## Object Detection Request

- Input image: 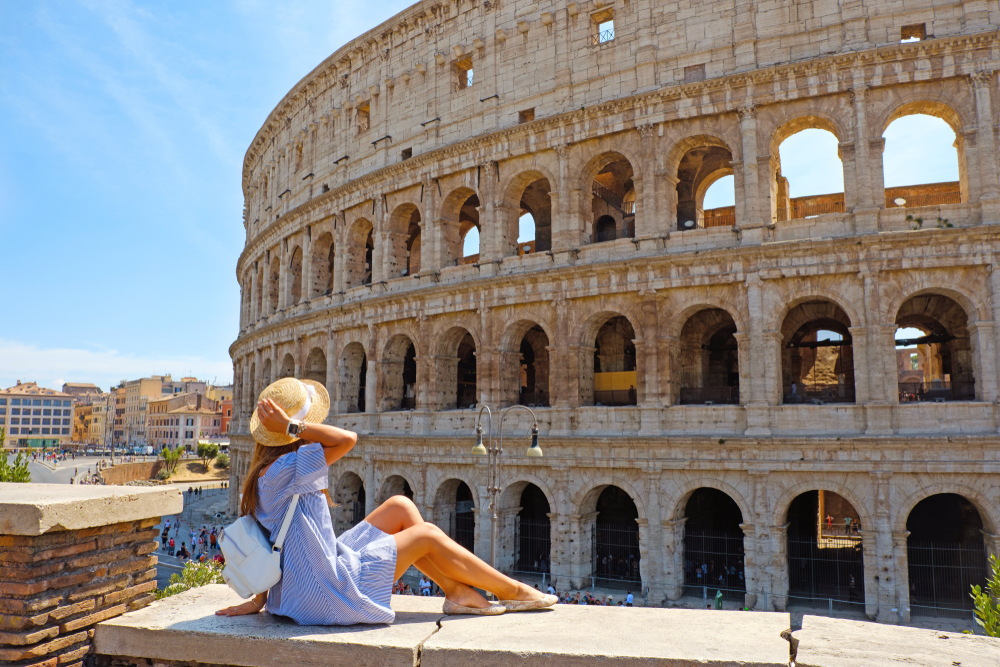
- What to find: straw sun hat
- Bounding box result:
[250,377,330,447]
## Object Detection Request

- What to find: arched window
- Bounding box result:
[507,174,551,255]
[334,472,365,534]
[304,348,327,388]
[498,482,551,576]
[345,219,374,289]
[702,175,736,228]
[683,488,745,599]
[883,111,962,209]
[287,246,303,305]
[592,316,637,406]
[435,479,476,554]
[781,301,855,404]
[310,232,335,298]
[381,335,417,412]
[774,127,844,221]
[590,155,635,241]
[675,142,733,230]
[895,294,976,401]
[592,486,641,587]
[279,353,295,380]
[677,309,740,405]
[339,343,366,413]
[267,256,280,314]
[387,204,421,279]
[787,491,865,610]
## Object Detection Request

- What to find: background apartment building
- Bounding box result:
[146,392,221,451]
[0,382,75,448]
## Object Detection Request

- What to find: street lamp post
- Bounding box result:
[471,405,542,572]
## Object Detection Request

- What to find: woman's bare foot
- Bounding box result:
[510,583,545,602]
[444,583,491,609]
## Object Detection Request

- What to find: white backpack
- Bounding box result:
[218,495,299,599]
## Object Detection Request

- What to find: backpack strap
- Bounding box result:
[271,494,300,553]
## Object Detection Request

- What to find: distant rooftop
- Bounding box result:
[1,381,72,398]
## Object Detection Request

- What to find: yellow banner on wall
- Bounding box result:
[593,371,638,391]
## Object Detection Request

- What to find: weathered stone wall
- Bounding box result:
[0,485,181,667]
[228,0,1000,626]
[99,461,164,486]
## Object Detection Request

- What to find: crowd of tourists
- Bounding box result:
[392,575,637,607]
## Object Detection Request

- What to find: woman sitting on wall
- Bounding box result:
[216,378,555,624]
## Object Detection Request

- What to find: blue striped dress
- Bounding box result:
[256,443,397,625]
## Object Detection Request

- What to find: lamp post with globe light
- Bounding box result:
[471,405,542,571]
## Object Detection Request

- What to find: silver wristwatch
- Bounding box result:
[286,419,303,437]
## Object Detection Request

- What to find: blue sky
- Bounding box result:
[0,2,959,392]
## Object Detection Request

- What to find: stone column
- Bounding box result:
[848,325,871,404]
[739,522,759,610]
[892,531,911,624]
[849,83,881,233]
[990,264,1000,418]
[277,242,288,312]
[869,471,895,622]
[735,106,767,245]
[553,145,585,253]
[744,277,778,435]
[0,486,182,666]
[967,321,997,402]
[326,333,338,413]
[768,522,790,611]
[661,518,686,600]
[733,332,751,406]
[633,125,655,239]
[363,456,376,516]
[563,511,599,590]
[970,71,1000,221]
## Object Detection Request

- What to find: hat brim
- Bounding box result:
[250,379,331,447]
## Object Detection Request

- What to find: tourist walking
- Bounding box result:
[216,378,555,625]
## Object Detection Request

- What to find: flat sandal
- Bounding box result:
[442,599,507,615]
[499,594,558,612]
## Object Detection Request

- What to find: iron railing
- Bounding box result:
[593,27,615,45]
[784,383,856,404]
[787,536,865,606]
[593,390,638,407]
[455,512,475,553]
[885,190,962,209]
[683,529,746,601]
[678,386,739,405]
[908,540,988,616]
[592,521,641,588]
[350,500,365,528]
[898,381,976,402]
[511,517,552,576]
[702,209,736,228]
[517,391,550,407]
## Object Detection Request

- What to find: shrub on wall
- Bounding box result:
[971,554,1000,637]
[0,429,31,483]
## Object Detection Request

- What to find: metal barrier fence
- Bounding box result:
[784,383,856,404]
[350,500,365,528]
[510,518,552,576]
[908,540,987,616]
[592,522,641,588]
[786,595,867,616]
[787,536,865,606]
[897,381,975,402]
[678,386,740,405]
[683,529,746,601]
[593,390,637,407]
[455,512,475,553]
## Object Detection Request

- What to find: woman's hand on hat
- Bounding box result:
[257,399,290,434]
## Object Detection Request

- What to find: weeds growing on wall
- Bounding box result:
[156,560,225,599]
[0,429,32,483]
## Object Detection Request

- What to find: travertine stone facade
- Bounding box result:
[229,0,1000,622]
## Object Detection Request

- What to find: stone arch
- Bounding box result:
[579,482,644,587]
[439,186,480,265]
[779,299,856,404]
[500,319,554,408]
[893,483,997,536]
[496,478,555,575]
[667,135,736,231]
[433,326,479,410]
[386,203,422,278]
[310,232,335,298]
[304,347,327,388]
[575,478,647,520]
[581,150,637,243]
[772,290,863,334]
[379,333,418,412]
[345,218,374,289]
[501,168,556,254]
[674,306,741,405]
[261,357,273,388]
[267,254,280,314]
[338,341,367,413]
[679,486,748,598]
[333,471,366,534]
[278,352,295,379]
[433,477,480,554]
[668,479,752,525]
[248,362,257,409]
[667,299,748,341]
[893,291,979,402]
[767,113,846,222]
[877,97,969,206]
[771,480,872,532]
[287,245,303,305]
[884,283,987,327]
[578,309,643,407]
[377,473,416,504]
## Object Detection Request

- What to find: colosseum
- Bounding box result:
[228,0,1000,623]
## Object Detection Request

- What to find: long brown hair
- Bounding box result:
[240,441,302,517]
[240,440,335,517]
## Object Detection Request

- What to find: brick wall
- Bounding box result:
[0,518,161,667]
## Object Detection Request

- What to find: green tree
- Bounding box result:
[215,452,230,469]
[197,442,219,470]
[159,445,182,473]
[0,429,32,483]
[971,554,1000,637]
[156,560,225,599]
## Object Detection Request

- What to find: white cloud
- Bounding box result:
[0,339,232,392]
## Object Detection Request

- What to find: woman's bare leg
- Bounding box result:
[393,522,544,608]
[363,497,480,605]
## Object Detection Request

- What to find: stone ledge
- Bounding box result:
[95,585,792,667]
[792,615,999,667]
[0,484,183,536]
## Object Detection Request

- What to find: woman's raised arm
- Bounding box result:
[256,398,358,465]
